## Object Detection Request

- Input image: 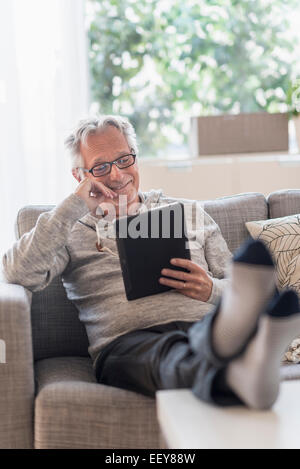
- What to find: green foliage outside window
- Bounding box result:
[86,0,299,156]
[286,78,300,116]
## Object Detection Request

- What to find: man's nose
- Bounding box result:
[109,163,123,180]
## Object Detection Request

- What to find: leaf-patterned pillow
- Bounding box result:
[246,214,300,363]
[245,214,300,296]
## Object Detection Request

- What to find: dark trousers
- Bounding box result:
[95,306,242,406]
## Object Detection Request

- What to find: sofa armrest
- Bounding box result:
[0,283,34,448]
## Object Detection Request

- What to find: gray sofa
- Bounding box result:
[1,188,300,449]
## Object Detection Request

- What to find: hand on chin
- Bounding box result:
[97,182,139,218]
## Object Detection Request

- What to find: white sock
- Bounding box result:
[212,262,276,358]
[226,300,300,409]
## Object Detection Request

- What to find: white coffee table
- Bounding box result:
[156,381,300,449]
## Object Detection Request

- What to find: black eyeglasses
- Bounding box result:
[80,152,136,177]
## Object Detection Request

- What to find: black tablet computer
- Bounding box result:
[114,202,191,301]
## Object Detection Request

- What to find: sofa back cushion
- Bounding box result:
[204,192,268,253]
[16,206,89,361]
[267,189,300,219]
[16,192,268,360]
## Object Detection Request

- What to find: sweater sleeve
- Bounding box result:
[2,193,89,292]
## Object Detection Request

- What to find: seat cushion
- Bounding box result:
[34,357,160,449]
[281,362,300,380]
[204,192,268,253]
[34,356,300,449]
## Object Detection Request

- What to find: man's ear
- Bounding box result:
[72,168,82,183]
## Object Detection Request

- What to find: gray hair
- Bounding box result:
[64,114,138,168]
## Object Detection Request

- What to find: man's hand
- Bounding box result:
[159,258,213,302]
[75,177,117,213]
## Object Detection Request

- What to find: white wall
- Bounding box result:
[139,153,300,200]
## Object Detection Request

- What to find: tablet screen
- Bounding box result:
[114,202,191,300]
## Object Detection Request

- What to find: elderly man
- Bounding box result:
[3,115,300,409]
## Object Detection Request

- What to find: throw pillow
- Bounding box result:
[246,214,300,363]
[245,214,300,294]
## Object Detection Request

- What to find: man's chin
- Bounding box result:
[111,185,138,207]
[98,184,139,217]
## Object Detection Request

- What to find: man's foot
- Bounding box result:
[212,238,276,358]
[226,289,300,409]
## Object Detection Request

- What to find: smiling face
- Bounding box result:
[75,125,140,216]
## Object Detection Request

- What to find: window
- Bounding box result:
[86,0,300,158]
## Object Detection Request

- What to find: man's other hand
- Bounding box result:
[159,258,213,302]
